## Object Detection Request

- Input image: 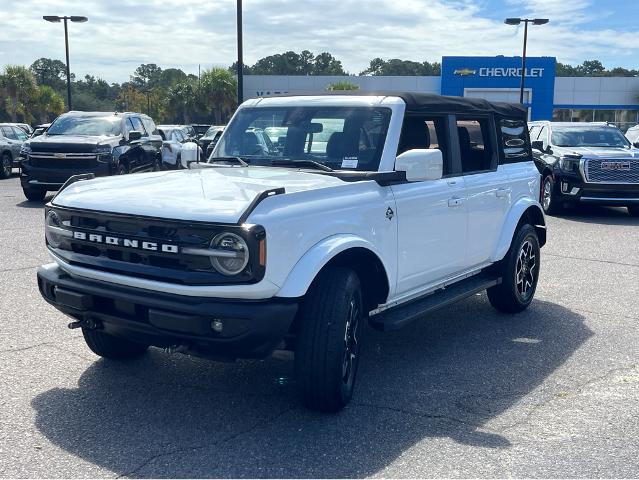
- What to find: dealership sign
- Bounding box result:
[454,67,545,78]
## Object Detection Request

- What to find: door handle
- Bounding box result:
[496,187,510,198]
[448,197,464,207]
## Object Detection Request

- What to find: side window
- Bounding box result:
[142,117,158,135]
[456,118,494,173]
[174,130,185,142]
[538,126,548,145]
[2,127,17,140]
[398,116,450,175]
[125,118,136,134]
[499,118,532,163]
[529,125,541,141]
[129,117,147,136]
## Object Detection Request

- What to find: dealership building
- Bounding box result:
[244,56,639,131]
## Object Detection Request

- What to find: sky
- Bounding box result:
[1,0,638,84]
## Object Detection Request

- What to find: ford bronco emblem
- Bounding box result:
[71,231,179,253]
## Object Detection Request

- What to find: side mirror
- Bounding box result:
[395,149,443,182]
[531,140,545,152]
[128,130,142,142]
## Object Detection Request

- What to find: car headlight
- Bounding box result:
[559,156,581,173]
[45,210,72,248]
[209,232,250,276]
[95,145,113,155]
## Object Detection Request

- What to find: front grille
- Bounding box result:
[29,152,99,169]
[48,207,264,285]
[585,159,639,184]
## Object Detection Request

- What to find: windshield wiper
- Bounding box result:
[271,159,334,172]
[208,156,249,166]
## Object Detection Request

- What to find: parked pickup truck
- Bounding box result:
[37,93,546,412]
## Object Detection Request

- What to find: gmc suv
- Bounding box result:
[530,121,639,216]
[37,93,546,411]
[20,111,162,201]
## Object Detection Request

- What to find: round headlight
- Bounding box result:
[45,210,63,248]
[209,232,249,276]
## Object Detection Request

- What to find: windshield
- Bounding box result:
[551,127,630,148]
[212,106,392,171]
[47,115,122,136]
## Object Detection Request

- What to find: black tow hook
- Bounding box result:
[68,317,101,330]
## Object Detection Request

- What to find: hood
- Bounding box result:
[30,134,118,152]
[554,146,639,159]
[52,166,347,224]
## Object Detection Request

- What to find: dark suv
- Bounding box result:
[530,121,639,216]
[20,111,162,201]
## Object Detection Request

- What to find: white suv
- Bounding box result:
[38,93,546,412]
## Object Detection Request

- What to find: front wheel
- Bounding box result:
[541,174,562,215]
[295,266,363,412]
[82,328,148,359]
[628,206,639,217]
[0,153,12,179]
[487,224,540,313]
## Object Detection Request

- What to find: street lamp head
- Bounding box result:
[43,15,62,22]
[532,18,549,25]
[70,16,88,22]
[505,18,522,25]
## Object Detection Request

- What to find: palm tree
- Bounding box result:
[200,67,237,124]
[166,80,200,124]
[0,65,38,122]
[31,85,65,123]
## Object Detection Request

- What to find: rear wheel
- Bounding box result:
[295,266,363,412]
[115,163,127,175]
[23,186,46,201]
[487,224,540,313]
[82,328,148,359]
[0,153,12,179]
[628,206,639,217]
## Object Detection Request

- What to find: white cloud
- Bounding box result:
[0,0,637,83]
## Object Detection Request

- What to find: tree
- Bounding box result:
[31,85,65,123]
[360,58,441,76]
[165,80,200,124]
[200,67,237,124]
[326,80,360,91]
[0,65,38,122]
[312,52,346,75]
[131,63,162,89]
[234,50,348,76]
[29,57,67,90]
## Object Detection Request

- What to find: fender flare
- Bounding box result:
[491,198,546,263]
[276,234,389,298]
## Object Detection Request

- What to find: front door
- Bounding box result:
[391,115,468,296]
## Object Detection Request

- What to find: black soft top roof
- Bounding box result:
[310,91,527,120]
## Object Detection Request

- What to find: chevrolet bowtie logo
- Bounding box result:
[453,68,477,76]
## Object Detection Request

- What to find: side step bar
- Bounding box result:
[369,274,501,332]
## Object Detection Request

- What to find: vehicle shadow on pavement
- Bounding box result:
[15,199,51,209]
[31,296,591,478]
[557,205,639,226]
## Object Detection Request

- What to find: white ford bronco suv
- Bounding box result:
[38,93,546,412]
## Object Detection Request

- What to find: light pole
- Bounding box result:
[43,15,88,110]
[504,17,549,104]
[236,0,243,105]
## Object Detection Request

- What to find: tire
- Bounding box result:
[487,224,540,313]
[0,153,11,179]
[541,174,562,215]
[23,187,46,201]
[295,266,363,412]
[628,206,639,217]
[82,328,148,359]
[115,163,127,175]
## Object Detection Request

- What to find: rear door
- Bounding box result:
[454,115,510,267]
[391,115,468,295]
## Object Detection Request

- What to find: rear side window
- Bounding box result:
[129,117,147,136]
[142,117,158,135]
[499,118,532,163]
[455,118,495,173]
[2,127,17,140]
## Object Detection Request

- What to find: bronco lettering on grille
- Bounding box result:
[72,231,179,253]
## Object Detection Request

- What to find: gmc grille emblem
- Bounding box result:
[601,161,631,171]
[72,231,179,253]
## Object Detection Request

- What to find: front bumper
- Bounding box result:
[553,171,639,206]
[37,264,298,359]
[20,160,112,190]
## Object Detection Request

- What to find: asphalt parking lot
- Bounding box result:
[1,171,638,478]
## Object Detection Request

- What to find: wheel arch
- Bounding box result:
[491,199,546,263]
[276,235,391,312]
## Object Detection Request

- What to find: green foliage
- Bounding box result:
[556,60,638,77]
[326,80,360,91]
[232,50,348,76]
[30,85,65,123]
[30,57,67,91]
[361,58,441,76]
[0,65,38,122]
[200,67,237,124]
